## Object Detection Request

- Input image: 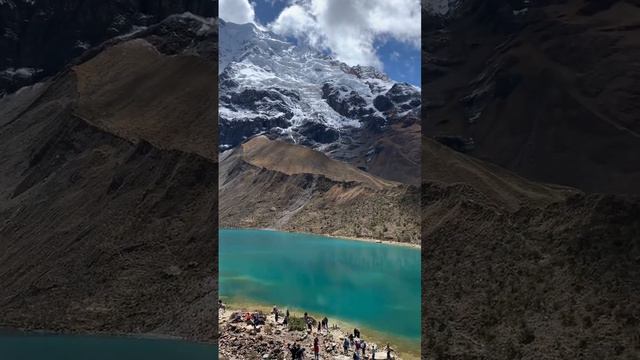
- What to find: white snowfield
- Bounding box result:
[219,19,419,137]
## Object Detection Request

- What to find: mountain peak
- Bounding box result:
[219,20,421,157]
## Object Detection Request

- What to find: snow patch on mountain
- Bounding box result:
[425,0,461,16]
[0,67,42,79]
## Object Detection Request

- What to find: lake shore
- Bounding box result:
[220,227,421,249]
[0,327,216,345]
[218,300,420,360]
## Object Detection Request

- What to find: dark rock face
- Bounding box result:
[298,122,339,144]
[371,83,421,117]
[321,82,371,118]
[0,0,216,95]
[434,135,475,153]
[219,116,291,149]
[373,95,394,112]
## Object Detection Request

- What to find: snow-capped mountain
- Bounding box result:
[218,19,421,155]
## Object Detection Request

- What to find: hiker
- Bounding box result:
[288,342,297,359]
[322,317,328,330]
[313,336,320,360]
[348,333,354,348]
[385,343,394,360]
[283,313,289,326]
[317,319,321,332]
[272,305,279,323]
[361,340,367,357]
[343,337,350,354]
[355,338,360,353]
[286,308,290,318]
[250,313,258,330]
[354,328,360,338]
[302,312,312,333]
[371,343,377,360]
[353,350,361,360]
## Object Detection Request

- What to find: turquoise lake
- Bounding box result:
[0,334,217,360]
[219,229,421,342]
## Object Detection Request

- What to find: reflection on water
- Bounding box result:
[0,334,217,360]
[219,229,421,341]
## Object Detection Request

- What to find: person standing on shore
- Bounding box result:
[273,305,279,323]
[371,343,377,360]
[361,340,367,357]
[288,342,297,359]
[385,343,394,360]
[313,336,320,360]
[343,337,349,354]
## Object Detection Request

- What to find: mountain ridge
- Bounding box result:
[219,136,420,244]
[0,13,218,342]
[423,0,640,194]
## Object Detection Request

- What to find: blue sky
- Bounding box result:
[221,0,421,86]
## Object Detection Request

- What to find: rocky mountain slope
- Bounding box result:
[421,135,640,359]
[424,0,640,194]
[0,0,215,96]
[219,136,420,244]
[219,19,421,185]
[423,0,640,358]
[0,13,217,342]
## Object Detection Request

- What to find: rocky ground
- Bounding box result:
[423,1,640,357]
[421,137,640,359]
[218,306,405,360]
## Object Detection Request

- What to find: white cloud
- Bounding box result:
[220,0,256,24]
[268,0,420,69]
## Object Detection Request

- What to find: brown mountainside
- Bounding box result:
[219,136,421,244]
[0,21,218,342]
[425,0,640,194]
[422,135,640,358]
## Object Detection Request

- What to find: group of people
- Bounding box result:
[288,341,306,359]
[303,312,330,334]
[276,306,395,360]
[273,305,292,326]
[341,328,394,360]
